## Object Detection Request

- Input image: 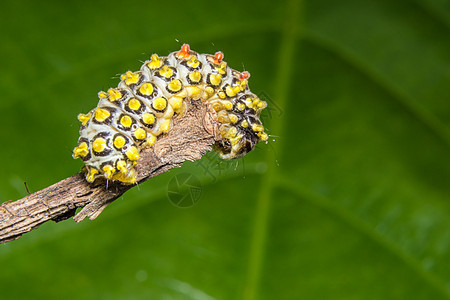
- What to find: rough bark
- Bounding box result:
[0,99,220,244]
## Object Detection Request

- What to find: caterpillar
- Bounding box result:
[73,44,268,184]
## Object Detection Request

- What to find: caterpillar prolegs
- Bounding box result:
[73,44,268,184]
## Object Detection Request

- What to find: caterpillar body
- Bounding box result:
[73,44,268,184]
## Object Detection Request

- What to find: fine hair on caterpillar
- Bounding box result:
[73,44,268,184]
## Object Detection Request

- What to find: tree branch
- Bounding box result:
[0,99,220,244]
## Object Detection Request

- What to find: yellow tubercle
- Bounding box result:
[114,135,126,149]
[187,56,200,68]
[142,113,155,125]
[169,96,183,110]
[189,71,202,83]
[205,86,214,96]
[116,160,127,174]
[225,85,237,98]
[146,133,157,146]
[218,91,226,99]
[236,102,245,111]
[258,132,269,141]
[92,138,107,153]
[241,120,249,128]
[140,82,154,96]
[160,118,171,133]
[111,169,136,184]
[228,126,238,138]
[153,97,167,111]
[73,142,89,158]
[94,108,110,122]
[223,101,233,110]
[120,115,132,128]
[123,71,140,85]
[134,128,147,140]
[252,124,264,132]
[128,98,141,111]
[108,88,122,101]
[77,113,91,126]
[257,101,267,109]
[186,87,201,99]
[148,54,163,69]
[102,165,116,179]
[86,167,99,183]
[229,114,238,123]
[160,65,173,78]
[126,146,139,161]
[209,74,222,86]
[216,62,227,75]
[98,91,107,99]
[168,79,182,93]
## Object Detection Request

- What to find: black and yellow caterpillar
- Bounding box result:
[73,44,268,184]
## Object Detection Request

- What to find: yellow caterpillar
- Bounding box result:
[73,44,268,184]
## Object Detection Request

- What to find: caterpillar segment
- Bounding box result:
[73,44,268,184]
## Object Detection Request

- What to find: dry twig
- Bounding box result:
[0,99,220,244]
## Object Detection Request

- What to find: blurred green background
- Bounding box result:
[0,0,449,299]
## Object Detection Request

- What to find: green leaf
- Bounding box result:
[0,0,448,299]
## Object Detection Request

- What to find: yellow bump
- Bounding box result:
[241,119,249,128]
[153,97,167,111]
[160,65,173,78]
[123,71,140,85]
[186,86,201,98]
[73,142,89,158]
[237,102,245,111]
[134,128,146,140]
[86,168,99,182]
[228,127,238,138]
[189,71,202,83]
[92,138,107,153]
[128,98,141,111]
[94,108,110,122]
[219,91,226,99]
[77,113,91,126]
[257,101,267,109]
[98,91,107,99]
[209,74,222,86]
[252,124,264,132]
[139,82,154,96]
[187,56,200,68]
[148,54,163,69]
[225,85,237,98]
[120,115,132,128]
[237,79,248,92]
[167,79,182,93]
[213,103,221,111]
[102,165,115,179]
[216,62,227,74]
[126,146,139,161]
[218,116,225,123]
[224,101,233,110]
[205,86,214,95]
[116,160,127,174]
[258,132,268,141]
[146,133,157,146]
[229,114,238,123]
[160,118,171,133]
[169,96,183,110]
[142,113,155,125]
[114,135,126,149]
[108,88,122,101]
